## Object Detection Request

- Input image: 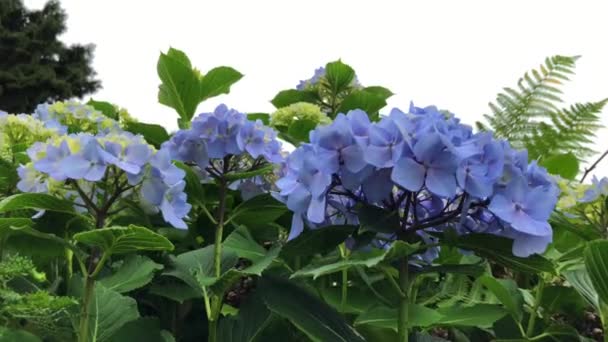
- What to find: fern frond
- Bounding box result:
[480,55,577,145]
[523,99,607,161]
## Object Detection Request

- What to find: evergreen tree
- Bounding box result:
[0,0,100,114]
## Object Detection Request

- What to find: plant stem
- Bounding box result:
[398,258,409,342]
[581,149,608,183]
[339,244,348,311]
[526,277,545,338]
[214,179,227,278]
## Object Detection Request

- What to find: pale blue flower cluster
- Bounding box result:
[277,104,559,258]
[580,176,608,202]
[162,104,284,171]
[18,132,190,229]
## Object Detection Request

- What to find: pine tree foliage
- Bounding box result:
[477,55,606,162]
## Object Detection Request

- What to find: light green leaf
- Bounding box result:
[354,304,442,330]
[563,267,599,309]
[259,275,365,342]
[74,225,174,256]
[0,193,76,214]
[0,326,41,342]
[100,255,163,293]
[246,113,270,125]
[157,47,201,124]
[199,66,243,101]
[71,280,140,342]
[478,275,523,321]
[291,241,418,279]
[124,122,170,148]
[541,153,579,180]
[87,99,118,120]
[223,226,267,261]
[271,89,318,108]
[436,304,507,327]
[584,240,608,305]
[337,90,388,118]
[325,60,356,94]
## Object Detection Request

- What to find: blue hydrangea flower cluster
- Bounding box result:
[161,104,284,172]
[276,104,560,258]
[18,131,190,229]
[33,101,120,134]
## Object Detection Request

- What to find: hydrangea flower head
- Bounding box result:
[277,103,560,259]
[270,102,331,128]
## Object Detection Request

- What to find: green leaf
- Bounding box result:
[325,60,355,94]
[71,279,140,342]
[436,304,507,328]
[292,241,418,279]
[358,204,400,233]
[100,255,163,293]
[224,226,267,261]
[229,194,287,227]
[0,193,76,214]
[354,304,442,330]
[478,275,523,321]
[563,267,599,309]
[541,153,579,179]
[584,240,608,305]
[448,233,555,274]
[281,225,356,258]
[258,275,365,342]
[74,225,174,256]
[109,317,174,342]
[538,325,581,342]
[417,263,485,277]
[224,164,275,182]
[247,113,270,125]
[362,86,394,99]
[124,122,170,148]
[0,327,41,342]
[0,217,33,235]
[199,66,243,101]
[271,89,319,108]
[157,48,201,124]
[286,119,317,143]
[148,282,200,303]
[337,90,388,117]
[87,99,118,120]
[540,286,586,316]
[217,294,272,342]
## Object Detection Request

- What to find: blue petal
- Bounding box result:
[287,214,304,241]
[391,158,425,192]
[426,167,457,198]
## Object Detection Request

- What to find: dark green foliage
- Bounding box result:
[0,0,100,113]
[478,55,605,163]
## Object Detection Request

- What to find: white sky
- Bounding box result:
[24,0,608,178]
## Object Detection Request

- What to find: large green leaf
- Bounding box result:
[100,255,163,293]
[87,99,119,120]
[0,217,33,236]
[271,89,319,108]
[291,241,418,279]
[0,193,76,214]
[157,48,201,124]
[73,225,174,256]
[286,119,317,143]
[71,280,140,342]
[540,286,586,316]
[281,225,356,258]
[229,194,287,227]
[124,122,170,148]
[223,226,268,262]
[448,233,555,274]
[0,327,41,342]
[174,162,205,204]
[478,275,523,321]
[148,282,200,303]
[337,90,388,118]
[584,240,608,305]
[563,267,599,309]
[540,152,579,180]
[358,204,400,234]
[109,317,174,342]
[436,304,507,328]
[217,294,272,342]
[199,66,243,101]
[354,304,442,330]
[258,275,365,342]
[325,60,355,94]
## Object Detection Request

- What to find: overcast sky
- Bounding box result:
[24,0,608,177]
